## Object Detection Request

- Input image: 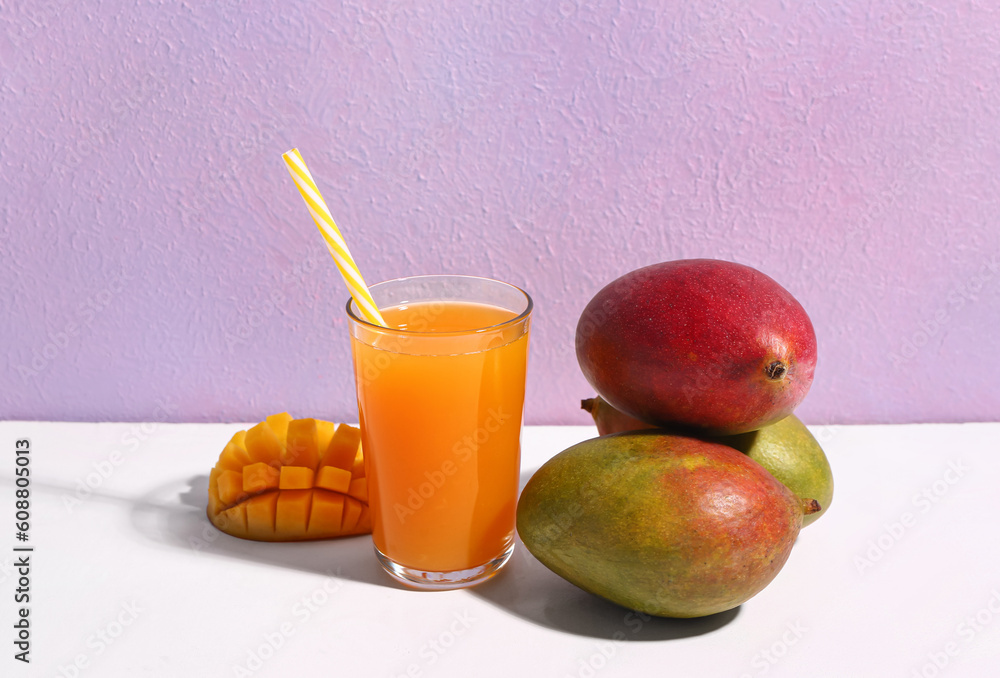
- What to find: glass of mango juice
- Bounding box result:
[346,275,532,589]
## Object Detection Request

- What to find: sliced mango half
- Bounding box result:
[207,414,371,541]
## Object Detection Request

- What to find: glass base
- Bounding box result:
[375,541,515,590]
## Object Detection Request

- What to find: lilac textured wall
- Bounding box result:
[2,2,999,425]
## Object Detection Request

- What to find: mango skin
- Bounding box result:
[723,415,833,527]
[581,396,832,527]
[576,259,817,435]
[581,397,653,435]
[517,432,806,618]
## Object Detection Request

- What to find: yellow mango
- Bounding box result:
[315,466,352,494]
[342,496,363,532]
[315,420,336,459]
[348,477,368,503]
[214,502,248,537]
[206,415,372,542]
[207,478,223,518]
[243,462,280,494]
[321,424,361,471]
[351,451,366,479]
[217,470,245,505]
[308,490,346,538]
[266,412,293,442]
[284,418,320,469]
[216,430,252,472]
[246,492,279,539]
[279,466,315,490]
[276,490,313,535]
[245,421,283,464]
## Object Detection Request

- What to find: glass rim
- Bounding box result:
[345,274,533,336]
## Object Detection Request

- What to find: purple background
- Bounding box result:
[2,2,999,425]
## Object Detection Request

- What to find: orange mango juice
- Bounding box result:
[350,300,529,574]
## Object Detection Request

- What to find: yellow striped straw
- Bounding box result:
[281,148,387,327]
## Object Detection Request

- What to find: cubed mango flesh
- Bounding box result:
[245,421,284,464]
[315,466,352,494]
[243,462,280,494]
[217,470,246,505]
[348,477,368,503]
[284,418,321,469]
[207,417,371,542]
[322,423,362,471]
[207,479,223,518]
[279,466,315,490]
[351,452,366,479]
[315,420,336,460]
[246,492,279,539]
[216,431,252,472]
[307,490,345,538]
[266,412,293,442]
[276,490,313,535]
[216,502,248,538]
[342,496,363,532]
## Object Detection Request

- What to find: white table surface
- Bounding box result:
[1,421,998,677]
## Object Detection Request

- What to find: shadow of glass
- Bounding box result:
[128,473,405,590]
[129,464,742,639]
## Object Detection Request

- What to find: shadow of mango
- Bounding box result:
[130,470,739,640]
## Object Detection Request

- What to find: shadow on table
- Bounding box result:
[130,471,739,640]
[128,474,407,590]
[469,535,739,640]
